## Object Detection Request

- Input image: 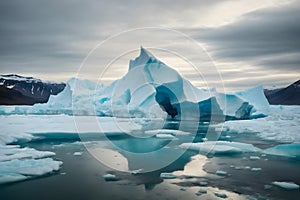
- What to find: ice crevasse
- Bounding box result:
[0,47,269,120]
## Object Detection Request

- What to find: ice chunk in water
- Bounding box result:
[264,144,300,159]
[272,181,299,190]
[103,174,117,181]
[216,170,227,176]
[73,152,83,156]
[160,172,177,179]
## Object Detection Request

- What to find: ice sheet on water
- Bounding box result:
[73,152,83,156]
[0,114,147,184]
[145,129,191,136]
[0,144,61,184]
[0,115,71,184]
[0,158,62,184]
[216,170,227,176]
[1,115,142,138]
[155,134,176,139]
[0,144,55,162]
[180,141,261,155]
[225,105,300,143]
[160,172,177,179]
[272,181,299,190]
[0,158,62,176]
[264,144,300,159]
[0,172,27,184]
[103,173,117,181]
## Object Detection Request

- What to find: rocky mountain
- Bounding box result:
[0,74,65,105]
[264,80,300,105]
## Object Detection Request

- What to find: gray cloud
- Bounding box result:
[193,1,300,72]
[0,0,227,77]
[0,0,298,91]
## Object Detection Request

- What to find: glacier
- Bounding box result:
[0,47,269,121]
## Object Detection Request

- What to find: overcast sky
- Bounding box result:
[0,0,299,91]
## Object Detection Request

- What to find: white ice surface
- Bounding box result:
[0,142,62,184]
[145,129,191,136]
[272,181,299,190]
[160,172,177,179]
[180,141,261,155]
[264,144,300,158]
[224,105,300,143]
[0,158,62,176]
[103,173,117,181]
[1,115,143,138]
[155,134,176,139]
[0,144,55,162]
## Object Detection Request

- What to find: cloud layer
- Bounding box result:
[0,0,298,91]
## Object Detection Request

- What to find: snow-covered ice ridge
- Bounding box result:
[0,47,269,121]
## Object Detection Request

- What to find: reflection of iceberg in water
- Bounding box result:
[98,137,188,173]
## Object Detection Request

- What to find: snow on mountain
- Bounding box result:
[0,47,269,120]
[264,80,300,105]
[0,74,65,105]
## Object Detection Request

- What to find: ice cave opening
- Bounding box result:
[155,85,179,118]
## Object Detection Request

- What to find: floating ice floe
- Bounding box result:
[103,173,118,181]
[160,172,177,179]
[1,115,142,137]
[224,105,300,143]
[155,134,176,139]
[0,172,27,184]
[0,145,55,162]
[216,170,227,176]
[179,141,261,155]
[130,169,143,175]
[272,181,299,190]
[0,123,63,184]
[145,129,191,136]
[264,144,300,159]
[251,168,262,172]
[195,188,207,196]
[73,152,83,156]
[0,158,62,184]
[199,181,209,186]
[249,156,260,160]
[214,192,228,198]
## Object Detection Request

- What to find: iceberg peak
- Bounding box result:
[129,47,157,71]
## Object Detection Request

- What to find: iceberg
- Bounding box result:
[235,86,270,116]
[0,47,269,121]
